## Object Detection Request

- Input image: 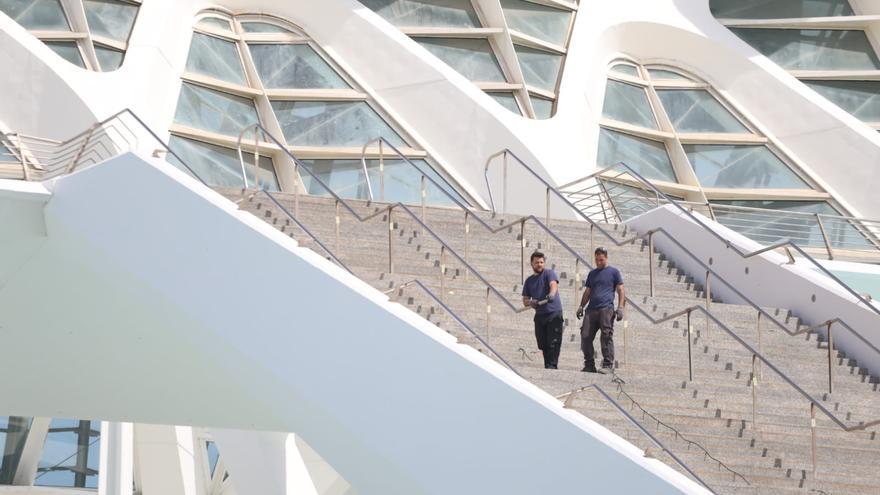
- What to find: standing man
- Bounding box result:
[576,247,625,373]
[522,251,563,370]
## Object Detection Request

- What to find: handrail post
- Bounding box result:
[590,224,594,258]
[485,287,491,341]
[756,311,763,381]
[810,402,818,475]
[520,219,526,282]
[420,174,427,239]
[826,321,834,394]
[440,245,446,302]
[294,159,300,217]
[388,206,394,274]
[464,211,470,281]
[253,127,261,190]
[335,200,341,254]
[574,258,580,310]
[815,213,834,260]
[503,151,508,215]
[648,232,655,298]
[751,354,758,430]
[15,134,29,181]
[704,271,711,339]
[379,139,385,202]
[545,186,551,227]
[68,123,96,174]
[623,308,628,366]
[686,309,694,381]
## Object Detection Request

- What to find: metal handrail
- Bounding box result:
[253,185,720,490]
[557,384,722,492]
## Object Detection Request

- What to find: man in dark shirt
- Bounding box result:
[522,251,563,369]
[576,247,625,373]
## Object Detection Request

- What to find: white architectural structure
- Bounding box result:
[1,0,880,494]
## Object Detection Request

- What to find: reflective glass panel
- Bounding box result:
[173,83,260,137]
[531,96,554,119]
[185,32,247,85]
[0,0,69,30]
[45,41,85,68]
[167,136,279,191]
[684,144,810,189]
[730,28,880,71]
[83,0,138,43]
[712,200,870,249]
[414,38,506,82]
[657,89,749,133]
[360,0,480,28]
[804,80,880,122]
[240,21,293,33]
[489,92,521,115]
[0,416,31,484]
[602,79,657,129]
[206,441,220,477]
[514,44,562,92]
[95,44,124,71]
[248,43,350,89]
[602,181,678,220]
[710,0,853,19]
[610,64,640,77]
[647,68,690,80]
[272,101,406,147]
[35,419,100,489]
[0,142,16,162]
[597,128,677,182]
[197,16,232,33]
[500,0,572,46]
[299,158,463,206]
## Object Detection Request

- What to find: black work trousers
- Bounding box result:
[534,310,564,369]
[582,308,614,368]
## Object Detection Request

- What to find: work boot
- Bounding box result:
[581,363,598,373]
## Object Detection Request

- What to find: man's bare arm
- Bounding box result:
[616,284,625,309]
[579,287,591,309]
[548,280,558,300]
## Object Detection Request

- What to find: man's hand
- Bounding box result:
[576,307,584,320]
[528,298,539,309]
[615,308,624,322]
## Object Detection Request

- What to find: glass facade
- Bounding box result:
[0,417,31,484]
[361,0,577,119]
[0,0,140,71]
[34,419,100,489]
[169,11,466,206]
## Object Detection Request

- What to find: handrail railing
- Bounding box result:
[248,182,719,492]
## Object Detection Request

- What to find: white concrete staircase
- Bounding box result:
[231,189,880,495]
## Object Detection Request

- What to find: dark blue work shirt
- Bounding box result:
[522,268,563,315]
[584,266,623,310]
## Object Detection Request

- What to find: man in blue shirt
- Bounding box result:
[576,247,625,373]
[522,251,563,369]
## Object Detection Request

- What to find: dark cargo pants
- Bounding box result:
[582,308,614,368]
[534,311,564,369]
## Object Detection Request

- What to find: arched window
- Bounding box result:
[0,0,140,71]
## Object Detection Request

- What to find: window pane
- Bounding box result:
[185,32,247,85]
[684,144,810,189]
[712,200,870,249]
[272,101,406,147]
[206,441,220,478]
[731,28,880,71]
[602,80,657,129]
[35,419,100,489]
[167,136,279,191]
[531,96,554,119]
[515,44,562,92]
[83,0,138,43]
[657,89,749,133]
[610,64,640,78]
[196,16,232,33]
[710,0,853,19]
[647,68,690,80]
[0,0,69,30]
[414,38,506,82]
[300,158,463,206]
[360,0,480,28]
[248,43,350,89]
[240,21,292,33]
[597,128,677,182]
[45,41,85,68]
[803,80,880,122]
[500,0,572,46]
[0,142,16,162]
[173,83,259,137]
[0,417,31,484]
[95,45,124,71]
[489,92,521,115]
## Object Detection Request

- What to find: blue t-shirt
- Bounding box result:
[522,268,563,315]
[584,266,623,310]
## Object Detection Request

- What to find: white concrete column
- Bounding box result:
[98,422,134,495]
[133,424,203,495]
